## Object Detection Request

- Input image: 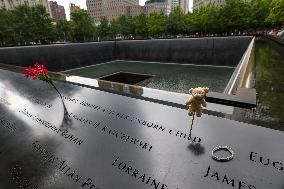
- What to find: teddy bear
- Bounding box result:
[186,87,209,117]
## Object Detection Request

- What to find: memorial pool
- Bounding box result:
[65,61,235,93]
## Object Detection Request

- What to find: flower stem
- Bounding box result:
[48,80,71,127]
[48,81,67,112]
[49,80,63,102]
[189,112,195,140]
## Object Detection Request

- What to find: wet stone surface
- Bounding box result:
[99,72,154,85]
[0,69,283,189]
[66,61,235,93]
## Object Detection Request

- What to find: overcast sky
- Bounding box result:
[54,0,193,20]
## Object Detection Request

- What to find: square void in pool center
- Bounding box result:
[65,61,235,93]
[99,72,154,85]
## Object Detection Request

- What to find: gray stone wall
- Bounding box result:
[116,37,252,66]
[0,37,252,71]
[264,36,284,58]
[0,42,116,72]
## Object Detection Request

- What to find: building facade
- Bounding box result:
[0,0,51,14]
[193,0,225,10]
[180,0,189,13]
[87,0,139,22]
[49,1,66,22]
[171,0,189,13]
[145,0,171,15]
[126,5,145,17]
[70,3,81,14]
[87,0,174,22]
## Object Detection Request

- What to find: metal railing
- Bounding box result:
[224,37,255,94]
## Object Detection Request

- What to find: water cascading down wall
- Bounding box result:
[0,36,253,72]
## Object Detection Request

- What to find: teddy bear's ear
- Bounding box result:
[189,88,194,94]
[203,87,209,93]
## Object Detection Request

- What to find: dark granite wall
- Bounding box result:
[116,37,252,67]
[263,36,284,58]
[0,42,116,72]
[0,37,252,71]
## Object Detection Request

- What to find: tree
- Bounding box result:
[248,0,272,30]
[56,20,71,42]
[147,12,167,38]
[10,5,54,44]
[12,5,35,44]
[30,5,54,43]
[186,11,199,35]
[70,9,95,41]
[0,8,13,45]
[133,13,148,38]
[268,0,284,27]
[116,15,135,39]
[0,0,282,46]
[221,0,248,34]
[98,16,109,40]
[110,18,119,39]
[189,4,220,35]
[167,6,186,36]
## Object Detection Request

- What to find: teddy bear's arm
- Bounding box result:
[201,99,207,107]
[186,98,193,106]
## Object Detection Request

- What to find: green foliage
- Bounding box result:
[0,5,53,45]
[133,13,148,37]
[12,5,53,44]
[268,0,284,26]
[98,17,109,40]
[187,0,277,35]
[56,20,72,41]
[0,0,282,46]
[70,9,96,41]
[190,4,221,35]
[248,0,272,29]
[12,5,34,44]
[31,5,54,43]
[147,12,167,37]
[116,15,135,38]
[221,0,248,33]
[167,6,186,36]
[0,8,13,45]
[110,19,119,38]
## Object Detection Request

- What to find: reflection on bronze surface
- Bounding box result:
[49,81,72,130]
[98,80,144,97]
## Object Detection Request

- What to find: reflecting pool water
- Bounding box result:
[64,39,284,131]
[231,39,284,131]
[65,61,235,93]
